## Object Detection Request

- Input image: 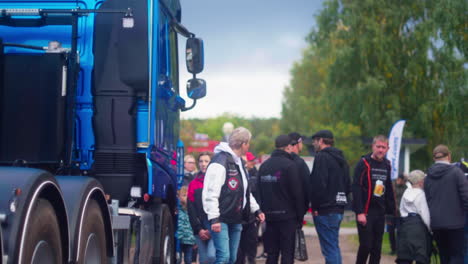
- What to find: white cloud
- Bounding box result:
[277,34,306,50]
[180,69,289,119]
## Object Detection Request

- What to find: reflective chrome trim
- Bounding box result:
[18,181,66,264]
[75,187,105,263]
[61,66,67,96]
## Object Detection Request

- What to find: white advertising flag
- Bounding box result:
[387,120,406,180]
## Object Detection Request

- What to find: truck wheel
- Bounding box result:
[77,199,107,264]
[21,198,62,264]
[155,205,175,264]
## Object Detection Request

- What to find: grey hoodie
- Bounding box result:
[424,162,468,229]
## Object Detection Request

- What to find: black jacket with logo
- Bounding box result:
[209,152,250,224]
[257,149,305,223]
[352,153,395,216]
[310,147,351,214]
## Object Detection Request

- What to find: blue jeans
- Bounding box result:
[196,235,216,264]
[314,213,343,264]
[180,244,193,264]
[211,223,243,264]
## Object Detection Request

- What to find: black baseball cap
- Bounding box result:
[288,132,303,145]
[311,130,334,140]
[275,134,293,148]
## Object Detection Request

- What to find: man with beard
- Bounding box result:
[309,130,350,264]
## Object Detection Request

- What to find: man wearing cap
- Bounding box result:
[245,152,259,199]
[289,132,311,218]
[257,134,305,264]
[424,144,468,264]
[352,135,395,264]
[309,130,350,264]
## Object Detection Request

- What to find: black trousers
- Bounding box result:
[433,228,464,264]
[396,260,424,264]
[235,221,258,264]
[356,214,385,264]
[387,216,397,252]
[264,219,296,264]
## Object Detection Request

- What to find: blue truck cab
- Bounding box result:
[0,0,206,263]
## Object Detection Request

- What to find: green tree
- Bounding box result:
[283,0,467,167]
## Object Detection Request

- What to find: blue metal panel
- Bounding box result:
[150,157,176,199]
[146,157,154,195]
[0,0,98,170]
[136,99,149,147]
[149,0,159,148]
[176,139,184,189]
[75,0,100,170]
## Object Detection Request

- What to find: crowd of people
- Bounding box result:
[177,126,468,264]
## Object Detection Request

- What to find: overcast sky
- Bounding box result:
[178,0,324,119]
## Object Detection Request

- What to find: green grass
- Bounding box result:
[350,233,441,264]
[306,220,357,228]
[349,233,392,255]
[340,220,357,228]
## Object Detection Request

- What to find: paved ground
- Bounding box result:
[255,226,396,264]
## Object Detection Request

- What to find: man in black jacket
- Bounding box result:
[289,132,311,218]
[309,130,350,264]
[236,152,259,264]
[257,134,305,264]
[352,135,395,264]
[424,145,468,264]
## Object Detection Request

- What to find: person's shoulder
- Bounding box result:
[188,177,202,190]
[449,165,465,179]
[383,158,391,167]
[271,154,296,169]
[211,152,230,165]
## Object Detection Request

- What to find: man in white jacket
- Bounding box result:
[202,127,265,264]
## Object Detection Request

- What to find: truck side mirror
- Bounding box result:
[186,78,206,100]
[186,38,204,74]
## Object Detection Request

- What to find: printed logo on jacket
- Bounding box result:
[228,177,239,190]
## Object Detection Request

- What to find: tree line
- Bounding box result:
[282,0,467,168]
[182,0,467,170]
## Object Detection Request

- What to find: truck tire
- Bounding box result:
[77,199,106,264]
[154,205,175,264]
[21,198,62,264]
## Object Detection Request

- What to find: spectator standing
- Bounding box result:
[177,186,196,264]
[309,130,350,264]
[184,154,198,186]
[236,152,259,264]
[257,134,305,264]
[188,152,215,264]
[387,173,408,255]
[454,158,468,264]
[202,127,265,264]
[245,152,259,199]
[424,145,468,264]
[288,132,311,219]
[352,135,396,264]
[185,154,200,262]
[396,170,431,264]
